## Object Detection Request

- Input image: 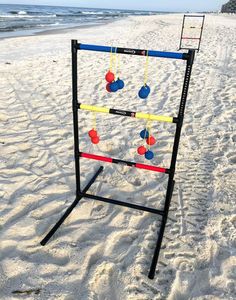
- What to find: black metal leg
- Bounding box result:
[40,166,103,246]
[148,215,167,279]
[148,179,175,279]
[148,52,195,279]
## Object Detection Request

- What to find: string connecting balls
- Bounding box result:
[145,150,154,160]
[105,47,125,93]
[139,49,150,99]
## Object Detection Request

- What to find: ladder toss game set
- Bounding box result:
[40,15,205,279]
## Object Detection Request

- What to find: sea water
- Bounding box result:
[0,4,163,38]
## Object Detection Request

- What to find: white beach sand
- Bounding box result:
[0,13,236,300]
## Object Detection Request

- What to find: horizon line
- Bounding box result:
[0,2,217,13]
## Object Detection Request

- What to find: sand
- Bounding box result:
[0,13,236,300]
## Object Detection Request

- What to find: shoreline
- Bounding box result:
[0,18,118,41]
[36,18,116,37]
[0,12,178,41]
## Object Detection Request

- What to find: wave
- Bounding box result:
[56,13,80,17]
[55,11,110,16]
[9,10,27,15]
[18,10,27,15]
[0,14,57,18]
[38,22,63,27]
[81,11,98,15]
[0,24,32,32]
[0,21,66,32]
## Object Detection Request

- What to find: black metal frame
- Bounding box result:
[40,40,195,279]
[179,14,205,52]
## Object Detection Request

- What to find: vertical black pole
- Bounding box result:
[148,50,195,279]
[178,15,185,50]
[198,15,205,52]
[72,39,81,196]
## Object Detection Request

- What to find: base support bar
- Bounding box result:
[80,192,164,216]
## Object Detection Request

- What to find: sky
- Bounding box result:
[0,1,227,12]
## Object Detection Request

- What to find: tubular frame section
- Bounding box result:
[40,41,195,280]
[77,43,188,60]
[80,152,169,174]
[78,103,177,123]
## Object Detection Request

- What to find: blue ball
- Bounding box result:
[117,78,125,89]
[138,89,148,99]
[140,129,149,139]
[138,85,150,99]
[110,81,119,92]
[145,150,154,160]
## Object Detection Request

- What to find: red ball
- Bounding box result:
[91,136,100,144]
[88,129,97,138]
[105,71,115,83]
[137,145,147,155]
[146,136,156,146]
[106,83,111,92]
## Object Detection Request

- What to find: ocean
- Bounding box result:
[0,4,162,38]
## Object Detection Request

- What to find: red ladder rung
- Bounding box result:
[80,152,168,174]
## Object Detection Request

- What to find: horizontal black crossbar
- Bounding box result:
[80,192,164,216]
[184,14,205,18]
[179,47,200,51]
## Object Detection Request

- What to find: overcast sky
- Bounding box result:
[0,1,227,12]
